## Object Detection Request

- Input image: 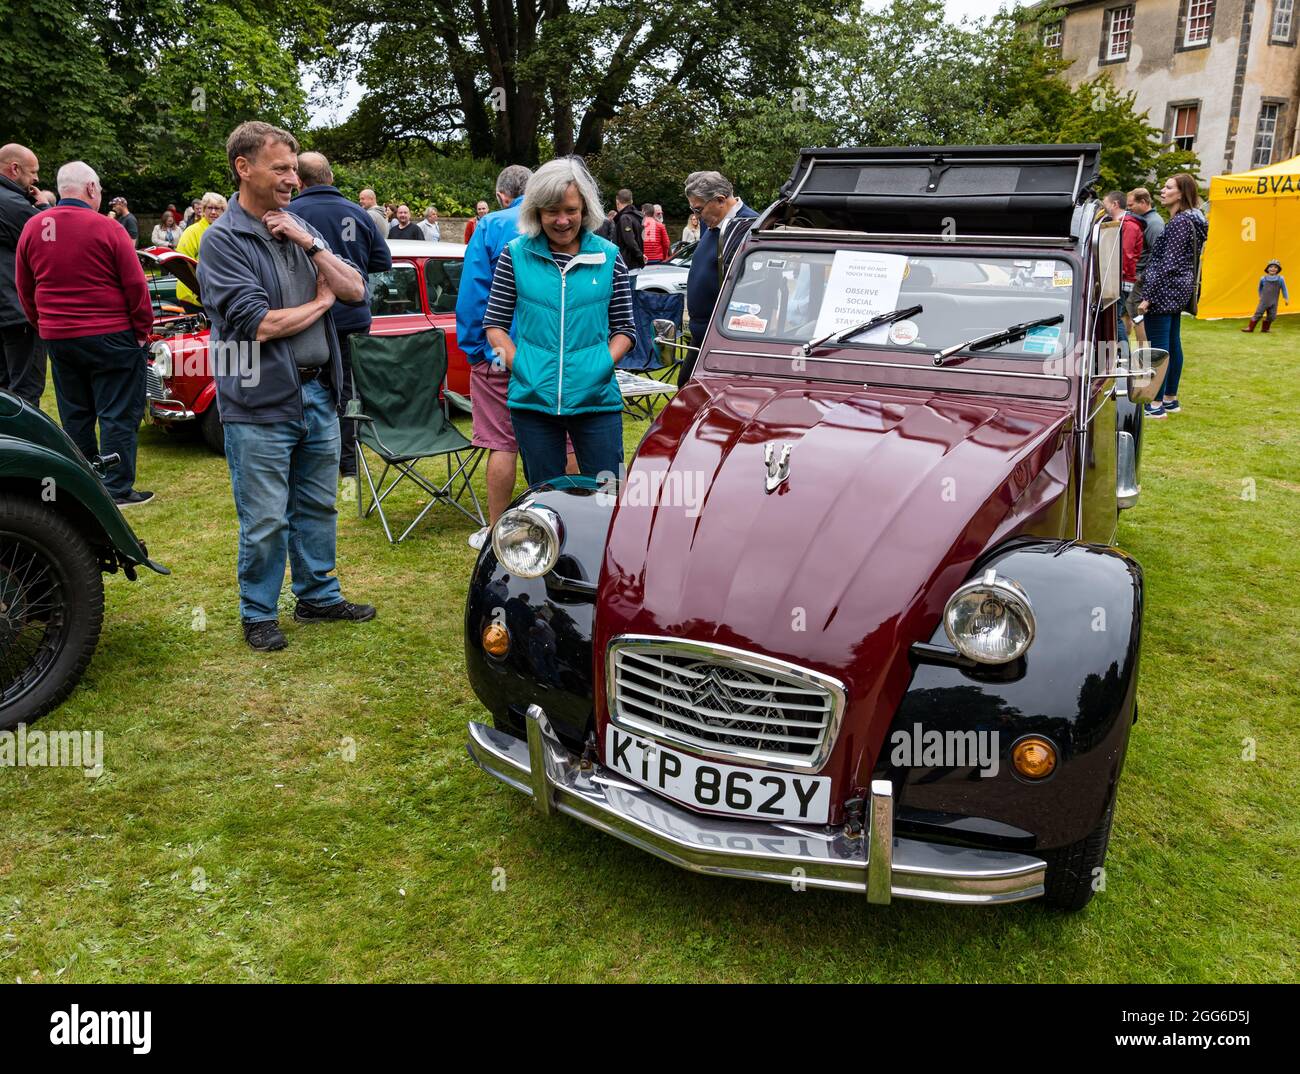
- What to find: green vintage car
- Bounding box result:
[0,390,167,729]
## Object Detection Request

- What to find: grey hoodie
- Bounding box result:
[196,192,357,423]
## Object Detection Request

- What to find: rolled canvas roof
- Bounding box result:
[776,145,1102,239]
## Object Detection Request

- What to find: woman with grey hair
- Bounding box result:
[483,156,636,485]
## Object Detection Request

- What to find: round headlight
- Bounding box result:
[943,569,1036,664]
[491,505,561,578]
[149,340,172,378]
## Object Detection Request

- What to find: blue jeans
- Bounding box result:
[224,378,343,622]
[1145,311,1184,399]
[510,408,623,486]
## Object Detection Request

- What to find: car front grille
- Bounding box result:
[145,364,168,401]
[607,637,845,770]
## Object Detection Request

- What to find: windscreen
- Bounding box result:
[718,249,1076,360]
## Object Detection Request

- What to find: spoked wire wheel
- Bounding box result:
[0,532,70,701]
[0,496,104,729]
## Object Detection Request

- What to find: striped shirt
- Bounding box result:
[484,245,637,341]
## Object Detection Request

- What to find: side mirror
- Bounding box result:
[1096,219,1122,305]
[1122,346,1170,404]
[653,317,701,353]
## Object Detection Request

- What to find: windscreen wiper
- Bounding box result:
[802,304,924,356]
[932,314,1065,367]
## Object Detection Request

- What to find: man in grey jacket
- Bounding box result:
[1126,187,1165,345]
[197,121,374,652]
[0,143,43,404]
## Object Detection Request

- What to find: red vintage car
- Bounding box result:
[142,239,471,451]
[464,145,1166,910]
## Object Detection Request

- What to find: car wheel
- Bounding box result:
[0,495,105,730]
[200,406,225,454]
[1039,787,1117,911]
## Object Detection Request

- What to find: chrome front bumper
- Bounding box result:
[147,401,196,422]
[466,706,1046,906]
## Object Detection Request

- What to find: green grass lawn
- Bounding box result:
[1,317,1296,982]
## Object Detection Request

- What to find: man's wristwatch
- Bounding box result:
[306,236,326,258]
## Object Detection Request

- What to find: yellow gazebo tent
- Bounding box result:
[1198,154,1300,320]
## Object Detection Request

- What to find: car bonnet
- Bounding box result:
[592,380,1072,789]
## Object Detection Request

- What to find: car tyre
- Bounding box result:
[0,495,105,730]
[199,406,225,454]
[1039,787,1116,911]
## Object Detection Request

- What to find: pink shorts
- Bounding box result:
[470,361,516,451]
[469,361,576,455]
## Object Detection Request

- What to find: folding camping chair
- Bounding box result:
[347,328,485,543]
[617,297,689,419]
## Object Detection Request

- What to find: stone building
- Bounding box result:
[1037,0,1300,174]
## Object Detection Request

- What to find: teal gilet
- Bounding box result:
[507,229,622,415]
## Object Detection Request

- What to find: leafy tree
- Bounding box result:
[140,4,320,194]
[621,0,1202,211]
[587,87,730,211]
[2,2,331,202]
[319,0,851,166]
[0,1,130,175]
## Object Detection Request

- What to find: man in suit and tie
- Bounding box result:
[682,171,758,383]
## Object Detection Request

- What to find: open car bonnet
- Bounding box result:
[139,247,201,306]
[593,381,1073,781]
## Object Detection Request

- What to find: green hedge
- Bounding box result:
[328,153,501,217]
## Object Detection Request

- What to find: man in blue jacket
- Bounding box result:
[197,122,374,652]
[684,170,758,383]
[291,151,392,478]
[454,163,531,550]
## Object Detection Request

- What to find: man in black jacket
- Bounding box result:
[598,189,645,269]
[0,143,43,404]
[292,151,393,478]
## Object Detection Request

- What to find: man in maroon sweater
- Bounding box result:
[16,161,154,506]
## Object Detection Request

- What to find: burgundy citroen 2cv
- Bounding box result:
[464,145,1168,910]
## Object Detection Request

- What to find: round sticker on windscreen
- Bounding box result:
[888,319,920,345]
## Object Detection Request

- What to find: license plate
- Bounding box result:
[604,727,831,824]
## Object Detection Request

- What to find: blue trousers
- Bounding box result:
[223,378,343,622]
[1145,312,1184,398]
[510,408,623,486]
